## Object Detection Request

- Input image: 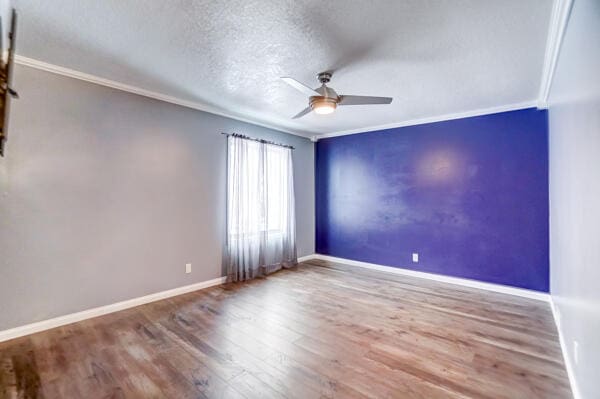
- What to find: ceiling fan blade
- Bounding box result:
[339,95,393,105]
[281,77,320,96]
[292,106,312,119]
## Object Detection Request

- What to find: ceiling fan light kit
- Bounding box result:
[311,97,337,115]
[282,72,393,119]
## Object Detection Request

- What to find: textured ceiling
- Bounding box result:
[12,0,553,137]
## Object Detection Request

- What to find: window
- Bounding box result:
[226,135,297,281]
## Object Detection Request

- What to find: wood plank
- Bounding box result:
[0,261,571,398]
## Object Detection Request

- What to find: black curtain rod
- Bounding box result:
[221,132,294,150]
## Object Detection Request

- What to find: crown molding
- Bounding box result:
[315,101,539,140]
[537,0,574,108]
[14,55,312,139]
[14,55,548,141]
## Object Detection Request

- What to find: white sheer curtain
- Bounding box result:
[226,135,297,282]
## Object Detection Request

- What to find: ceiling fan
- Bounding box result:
[281,72,392,119]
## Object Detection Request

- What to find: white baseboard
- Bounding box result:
[297,254,318,263]
[550,298,581,399]
[0,276,226,343]
[302,254,550,302]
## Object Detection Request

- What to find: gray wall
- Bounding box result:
[0,65,315,331]
[548,1,600,398]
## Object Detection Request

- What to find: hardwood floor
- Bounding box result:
[0,259,572,399]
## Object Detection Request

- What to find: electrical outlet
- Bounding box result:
[412,253,419,263]
[185,263,192,274]
[574,341,579,365]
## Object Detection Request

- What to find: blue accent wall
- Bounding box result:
[315,108,549,292]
